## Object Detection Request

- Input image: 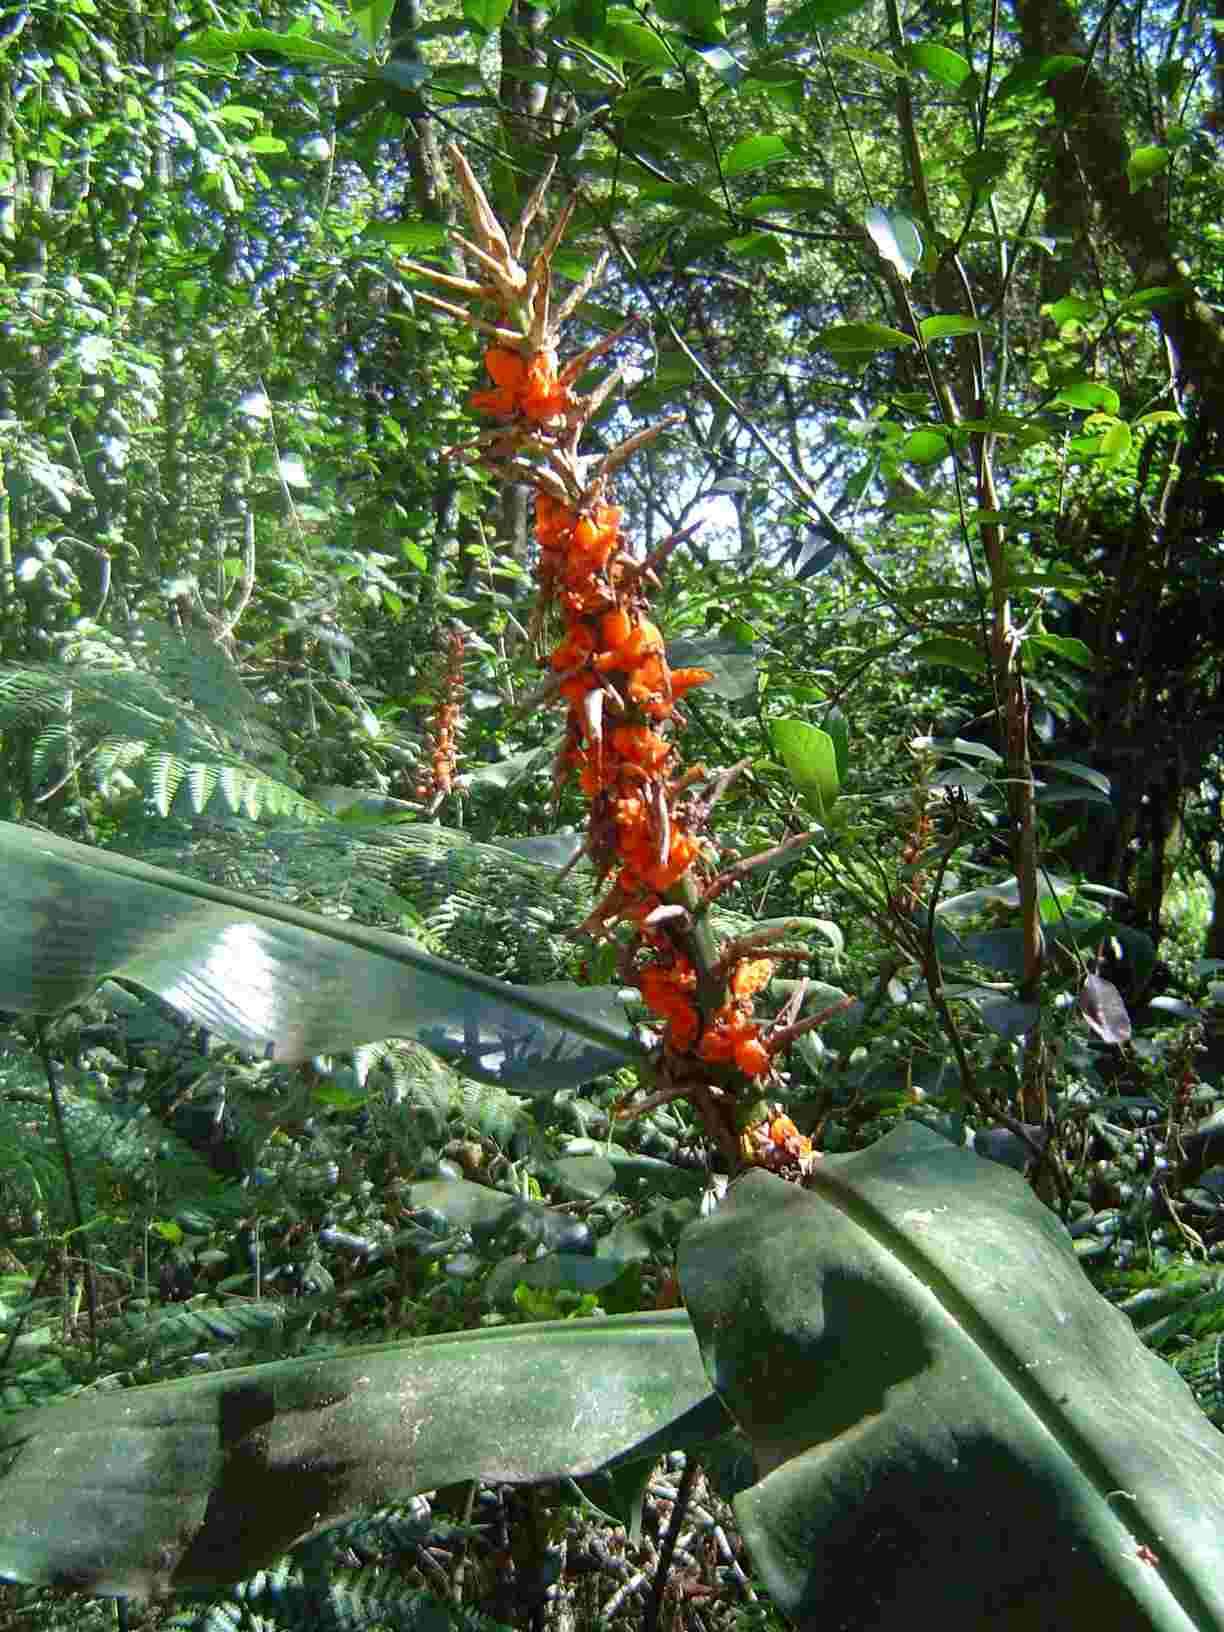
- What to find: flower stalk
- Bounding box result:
[407,147,835,1175]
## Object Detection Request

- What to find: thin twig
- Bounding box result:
[35,1021,98,1360]
[644,1455,700,1632]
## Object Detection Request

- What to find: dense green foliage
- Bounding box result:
[1,0,1223,1624]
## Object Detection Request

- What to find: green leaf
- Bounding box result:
[780,0,875,29]
[770,719,840,821]
[830,44,904,76]
[1035,759,1111,796]
[464,0,512,30]
[909,636,986,675]
[993,52,1083,100]
[721,134,792,178]
[368,220,449,252]
[1044,294,1099,325]
[743,186,835,216]
[905,40,972,87]
[177,28,360,65]
[1028,632,1094,669]
[919,314,990,342]
[725,232,789,264]
[615,86,698,117]
[689,42,745,86]
[1051,380,1121,414]
[900,428,949,464]
[679,1122,1224,1631]
[815,322,916,356]
[600,19,676,67]
[864,207,923,284]
[911,734,1003,765]
[351,0,395,46]
[960,146,1010,190]
[1121,286,1182,311]
[824,708,850,783]
[652,0,726,41]
[1127,144,1170,193]
[1100,418,1132,464]
[0,1311,725,1593]
[0,822,641,1093]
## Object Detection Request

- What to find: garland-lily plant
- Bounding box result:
[406,148,842,1176]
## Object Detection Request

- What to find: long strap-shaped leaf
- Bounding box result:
[0,821,641,1092]
[0,1311,725,1594]
[679,1122,1224,1632]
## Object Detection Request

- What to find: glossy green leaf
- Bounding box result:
[909,636,986,675]
[1044,294,1099,325]
[993,52,1083,100]
[1122,286,1183,311]
[1100,418,1133,463]
[0,822,641,1092]
[830,44,904,76]
[370,219,449,251]
[1028,632,1095,668]
[679,1122,1224,1630]
[911,734,1003,765]
[919,314,990,342]
[905,40,972,87]
[1035,759,1111,796]
[177,28,361,65]
[1127,144,1171,192]
[721,134,792,178]
[1052,379,1121,414]
[351,0,395,46]
[600,19,676,67]
[464,0,512,30]
[652,0,726,41]
[900,428,949,464]
[815,321,916,355]
[779,0,874,29]
[0,1312,725,1594]
[725,232,789,263]
[864,207,923,284]
[770,719,840,821]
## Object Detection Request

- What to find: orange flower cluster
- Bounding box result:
[415,625,465,803]
[698,957,775,1078]
[471,347,570,423]
[743,1105,817,1175]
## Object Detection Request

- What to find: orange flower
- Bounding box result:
[670,667,713,698]
[731,958,774,1001]
[522,351,570,421]
[610,725,671,773]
